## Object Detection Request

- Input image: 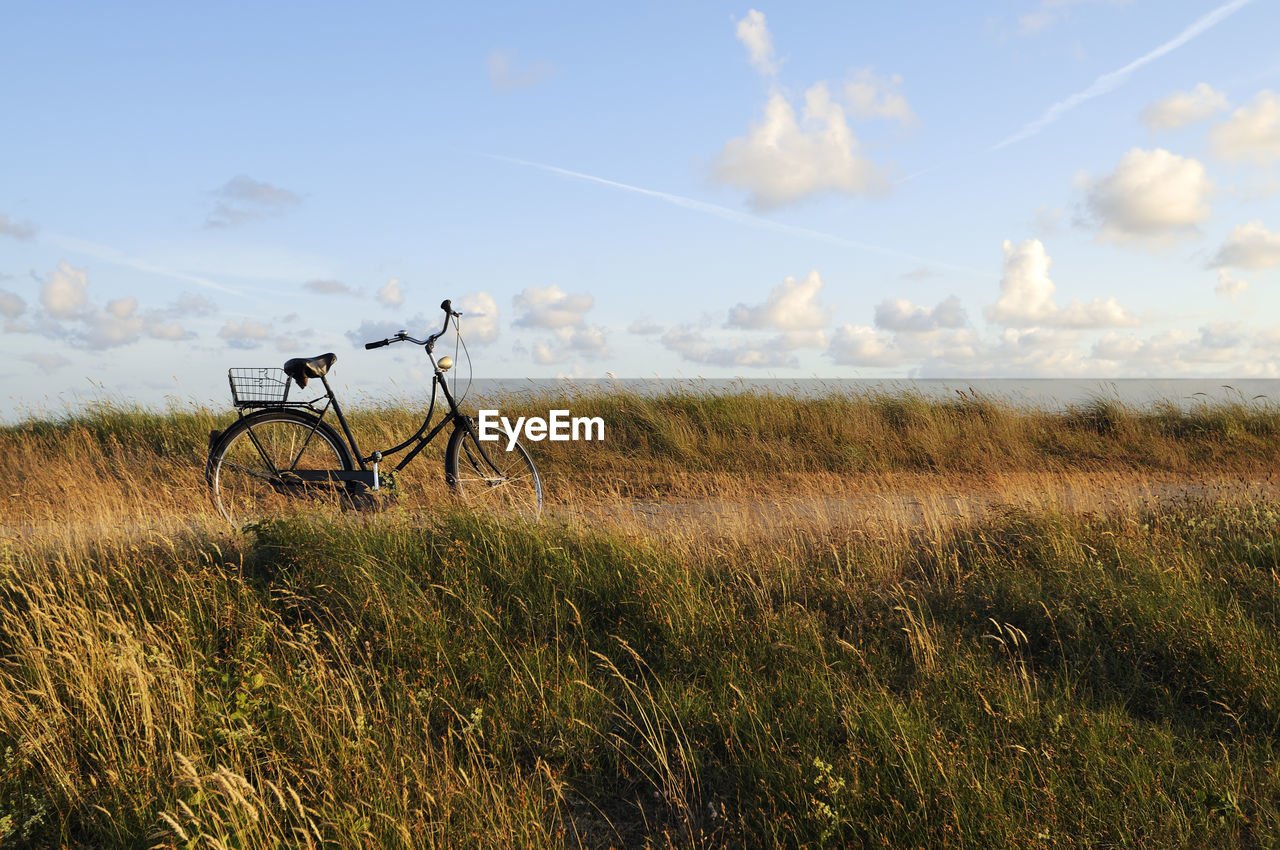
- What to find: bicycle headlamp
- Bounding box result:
[437,355,454,372]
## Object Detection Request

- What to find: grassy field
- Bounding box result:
[3,390,1280,846]
[5,386,1280,527]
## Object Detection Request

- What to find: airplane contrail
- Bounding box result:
[43,232,248,297]
[486,154,990,278]
[43,233,305,301]
[994,0,1256,149]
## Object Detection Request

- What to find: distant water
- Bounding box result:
[11,378,1280,424]
[457,378,1280,412]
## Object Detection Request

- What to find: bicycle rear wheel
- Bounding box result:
[445,423,543,519]
[207,410,354,525]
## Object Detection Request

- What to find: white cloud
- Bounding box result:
[827,325,903,367]
[728,269,830,331]
[218,319,273,349]
[628,318,663,335]
[345,315,427,350]
[1055,297,1138,328]
[513,285,593,329]
[712,84,889,209]
[1200,321,1247,351]
[1018,0,1130,34]
[275,336,302,354]
[1211,90,1280,165]
[899,266,936,281]
[1211,220,1280,269]
[988,239,1058,325]
[533,325,609,364]
[107,297,136,319]
[305,279,356,296]
[457,291,499,343]
[843,69,917,127]
[23,353,70,374]
[41,261,88,318]
[735,9,777,77]
[206,175,302,228]
[930,296,968,328]
[83,299,144,349]
[922,328,982,364]
[1082,148,1212,242]
[147,321,190,341]
[827,263,1132,373]
[779,267,1280,375]
[828,321,979,369]
[987,238,1138,328]
[772,329,827,350]
[1141,83,1229,129]
[662,326,796,368]
[1091,330,1155,362]
[0,213,36,240]
[1033,205,1066,233]
[874,295,967,332]
[0,289,25,318]
[531,342,562,365]
[377,277,404,307]
[656,271,835,368]
[1215,270,1249,300]
[562,325,607,353]
[487,49,555,92]
[7,264,198,349]
[510,286,605,365]
[995,0,1253,148]
[743,266,1280,374]
[74,297,188,350]
[1091,324,1252,371]
[168,293,217,317]
[987,327,1091,375]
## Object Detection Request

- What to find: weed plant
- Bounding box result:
[4,389,1280,527]
[3,391,1280,846]
[3,501,1280,846]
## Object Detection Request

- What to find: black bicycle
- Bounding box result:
[206,299,542,524]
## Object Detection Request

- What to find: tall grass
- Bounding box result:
[4,391,1280,845]
[4,499,1280,846]
[4,390,1280,528]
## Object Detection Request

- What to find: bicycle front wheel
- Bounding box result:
[445,423,543,519]
[207,410,354,525]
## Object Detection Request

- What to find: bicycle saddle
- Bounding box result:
[282,353,337,389]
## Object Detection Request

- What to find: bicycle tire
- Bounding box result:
[207,409,355,525]
[444,422,543,519]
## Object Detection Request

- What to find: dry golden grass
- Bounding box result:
[4,391,1280,846]
[5,389,1280,536]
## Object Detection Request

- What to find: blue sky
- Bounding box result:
[2,0,1279,417]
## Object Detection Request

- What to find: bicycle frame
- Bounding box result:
[253,368,471,491]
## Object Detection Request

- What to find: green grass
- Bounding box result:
[5,497,1280,846]
[6,389,1280,525]
[9,387,1280,475]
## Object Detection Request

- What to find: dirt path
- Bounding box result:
[4,471,1278,545]
[576,471,1280,540]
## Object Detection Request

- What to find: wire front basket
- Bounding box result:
[228,368,292,407]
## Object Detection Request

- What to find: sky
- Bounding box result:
[2,0,1280,418]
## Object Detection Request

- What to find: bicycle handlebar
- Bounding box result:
[434,300,454,338]
[364,299,460,351]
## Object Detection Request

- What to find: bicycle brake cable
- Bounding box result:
[451,313,474,407]
[460,324,473,404]
[450,314,471,406]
